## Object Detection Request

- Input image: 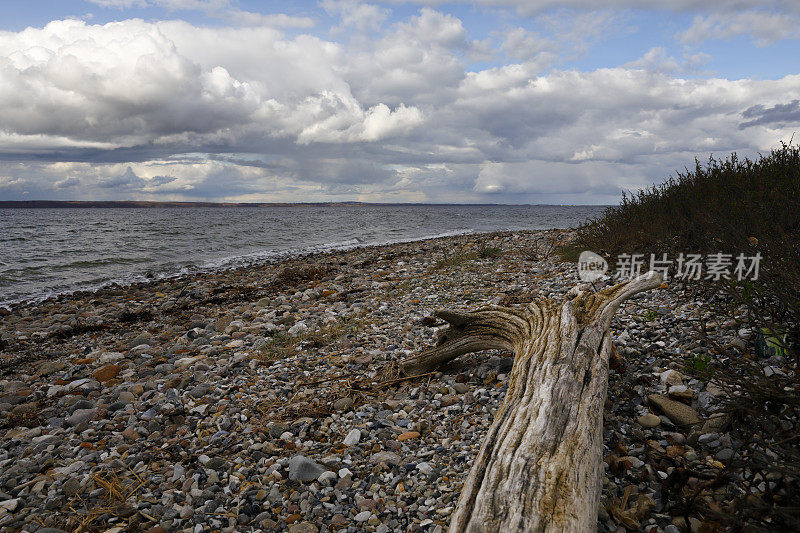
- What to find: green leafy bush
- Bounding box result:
[683,352,713,376]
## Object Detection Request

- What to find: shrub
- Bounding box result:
[434,241,503,270]
[566,142,800,361]
[477,243,503,259]
[563,142,800,529]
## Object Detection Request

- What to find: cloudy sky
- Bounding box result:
[0,0,798,204]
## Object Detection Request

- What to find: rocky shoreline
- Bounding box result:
[0,230,784,532]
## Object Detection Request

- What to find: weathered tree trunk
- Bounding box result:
[400,272,663,532]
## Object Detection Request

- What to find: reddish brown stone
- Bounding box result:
[122,427,139,441]
[93,364,121,383]
[398,431,420,442]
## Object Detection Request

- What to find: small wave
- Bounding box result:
[1,201,610,310]
[0,229,480,309]
[51,257,152,271]
[198,230,475,271]
[0,265,194,309]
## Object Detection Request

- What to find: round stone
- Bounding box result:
[637,413,661,428]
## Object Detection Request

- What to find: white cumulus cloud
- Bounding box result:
[0,6,799,203]
[679,10,800,46]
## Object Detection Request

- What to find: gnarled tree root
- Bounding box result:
[400,272,663,532]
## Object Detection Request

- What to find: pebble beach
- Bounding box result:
[0,230,789,532]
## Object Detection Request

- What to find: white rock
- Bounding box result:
[190,404,209,415]
[659,369,684,386]
[765,366,785,377]
[354,510,372,522]
[288,321,309,337]
[99,351,125,363]
[318,471,337,485]
[417,462,433,475]
[175,355,206,370]
[65,378,91,391]
[226,320,245,332]
[0,499,20,512]
[172,464,185,482]
[343,428,361,446]
[338,467,352,478]
[668,385,689,395]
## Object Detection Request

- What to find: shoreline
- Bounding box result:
[1,228,567,312]
[0,229,761,532]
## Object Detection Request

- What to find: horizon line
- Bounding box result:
[0,200,612,208]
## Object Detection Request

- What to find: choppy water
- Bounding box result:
[0,204,605,306]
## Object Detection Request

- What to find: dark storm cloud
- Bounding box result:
[149,175,178,186]
[98,167,147,189]
[739,100,800,129]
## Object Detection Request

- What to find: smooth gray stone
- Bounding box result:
[288,455,327,482]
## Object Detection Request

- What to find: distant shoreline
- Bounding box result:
[0,200,600,208]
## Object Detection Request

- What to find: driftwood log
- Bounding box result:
[400,271,663,532]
